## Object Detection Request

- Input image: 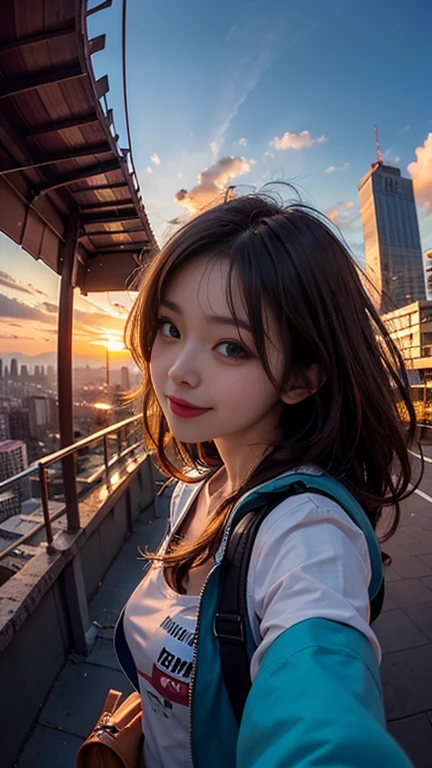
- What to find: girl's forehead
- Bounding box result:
[163,256,243,316]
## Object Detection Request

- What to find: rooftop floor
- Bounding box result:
[15,454,432,768]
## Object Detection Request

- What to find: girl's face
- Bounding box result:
[150,256,286,451]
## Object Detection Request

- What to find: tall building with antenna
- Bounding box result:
[358,126,425,313]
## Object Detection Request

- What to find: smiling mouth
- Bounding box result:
[167,397,211,419]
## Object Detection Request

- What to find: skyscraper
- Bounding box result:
[425,249,432,300]
[10,359,18,379]
[358,161,425,313]
[121,366,130,391]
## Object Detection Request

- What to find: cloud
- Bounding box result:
[324,162,349,174]
[210,20,282,156]
[263,151,274,158]
[146,166,153,174]
[407,133,432,211]
[175,156,252,214]
[0,271,49,297]
[269,130,327,151]
[150,153,161,165]
[238,138,248,147]
[0,293,54,323]
[41,302,57,314]
[326,201,358,228]
[209,142,218,156]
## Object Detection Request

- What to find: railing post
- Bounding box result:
[103,434,109,485]
[39,463,53,547]
[57,212,80,532]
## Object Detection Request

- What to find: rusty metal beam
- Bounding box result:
[57,212,80,532]
[88,35,106,55]
[0,143,112,174]
[33,158,120,196]
[78,226,143,237]
[86,246,150,256]
[80,209,140,225]
[29,112,99,136]
[0,65,85,100]
[75,181,127,192]
[86,0,113,16]
[79,199,134,210]
[91,242,150,250]
[0,20,75,53]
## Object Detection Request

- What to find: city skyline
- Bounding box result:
[0,0,431,362]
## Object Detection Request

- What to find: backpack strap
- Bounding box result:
[216,479,384,725]
[215,503,275,724]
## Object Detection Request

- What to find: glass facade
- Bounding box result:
[358,162,425,313]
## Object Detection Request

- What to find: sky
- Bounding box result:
[0,0,431,366]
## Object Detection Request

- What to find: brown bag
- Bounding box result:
[76,689,144,768]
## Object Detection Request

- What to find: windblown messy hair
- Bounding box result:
[125,190,417,593]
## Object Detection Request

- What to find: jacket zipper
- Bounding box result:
[185,467,318,766]
[187,475,276,767]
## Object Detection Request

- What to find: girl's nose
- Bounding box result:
[168,347,201,388]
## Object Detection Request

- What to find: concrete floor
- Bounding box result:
[15,454,432,768]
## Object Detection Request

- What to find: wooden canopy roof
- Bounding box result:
[0,0,158,293]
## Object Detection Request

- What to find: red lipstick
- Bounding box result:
[168,396,211,419]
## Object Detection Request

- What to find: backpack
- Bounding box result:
[214,474,385,725]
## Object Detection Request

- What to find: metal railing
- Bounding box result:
[0,415,144,562]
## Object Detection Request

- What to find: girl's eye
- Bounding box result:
[156,318,180,339]
[215,341,250,361]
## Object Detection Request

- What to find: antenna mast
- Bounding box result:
[374,124,383,164]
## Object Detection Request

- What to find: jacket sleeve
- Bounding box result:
[237,618,413,768]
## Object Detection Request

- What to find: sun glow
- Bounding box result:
[91,337,126,352]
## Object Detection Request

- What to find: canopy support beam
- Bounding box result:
[57,212,80,532]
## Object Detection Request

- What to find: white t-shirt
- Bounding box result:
[123,469,380,768]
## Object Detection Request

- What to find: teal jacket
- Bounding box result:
[115,469,413,768]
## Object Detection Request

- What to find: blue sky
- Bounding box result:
[86,0,432,253]
[0,0,431,362]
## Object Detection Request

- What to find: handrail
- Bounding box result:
[0,463,39,495]
[0,415,145,560]
[38,414,140,466]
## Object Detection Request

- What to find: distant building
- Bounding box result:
[10,359,18,379]
[47,365,55,377]
[121,366,130,392]
[9,409,31,444]
[0,491,21,521]
[0,360,2,379]
[20,365,28,379]
[358,161,425,313]
[0,440,29,519]
[425,249,432,300]
[381,300,432,379]
[34,366,40,378]
[26,396,48,433]
[0,440,28,480]
[0,412,10,441]
[24,396,57,432]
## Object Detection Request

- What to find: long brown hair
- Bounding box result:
[125,190,417,593]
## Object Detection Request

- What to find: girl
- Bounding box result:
[117,191,416,768]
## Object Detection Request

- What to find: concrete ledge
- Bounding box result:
[0,455,155,655]
[0,454,159,767]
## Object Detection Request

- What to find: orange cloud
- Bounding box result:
[175,155,253,214]
[325,201,358,228]
[269,130,327,151]
[408,133,432,210]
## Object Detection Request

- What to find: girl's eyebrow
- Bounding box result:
[159,298,252,333]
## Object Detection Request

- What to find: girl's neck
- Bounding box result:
[208,443,273,499]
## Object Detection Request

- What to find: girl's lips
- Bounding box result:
[168,397,211,419]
